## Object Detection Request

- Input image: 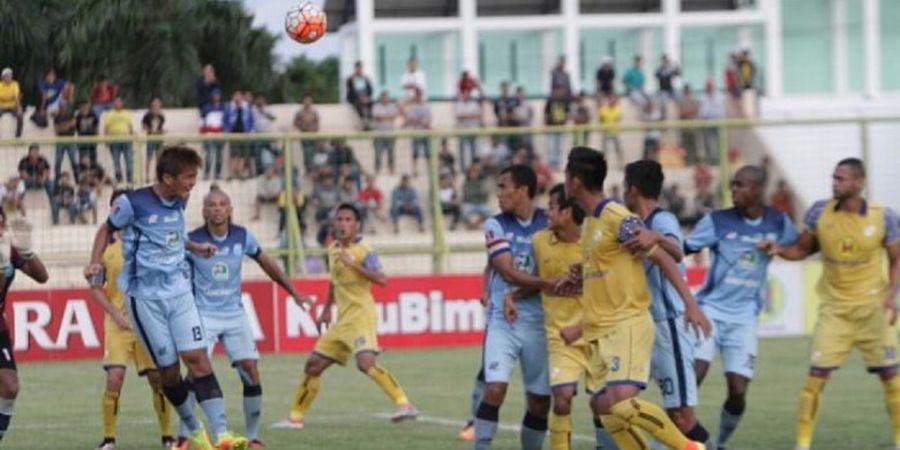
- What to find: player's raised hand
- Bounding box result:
[684,303,712,339]
[559,325,583,345]
[503,292,517,324]
[885,298,898,326]
[623,228,660,255]
[112,309,132,331]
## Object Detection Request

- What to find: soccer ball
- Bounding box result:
[285,2,327,44]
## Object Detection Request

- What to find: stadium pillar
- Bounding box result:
[832,0,848,96]
[662,0,681,65]
[561,0,581,94]
[760,0,783,97]
[862,0,880,98]
[459,0,478,81]
[355,0,376,90]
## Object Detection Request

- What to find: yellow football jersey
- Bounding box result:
[807,199,900,306]
[533,229,584,338]
[581,200,653,334]
[102,240,126,311]
[328,238,381,321]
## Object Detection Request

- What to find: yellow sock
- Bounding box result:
[549,412,572,450]
[289,374,320,421]
[365,366,409,405]
[796,376,826,448]
[101,390,120,439]
[882,376,900,447]
[151,388,174,438]
[600,414,649,450]
[610,398,694,450]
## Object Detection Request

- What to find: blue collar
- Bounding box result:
[593,198,614,218]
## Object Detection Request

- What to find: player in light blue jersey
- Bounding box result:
[177,187,312,449]
[474,165,560,450]
[684,165,798,450]
[85,145,248,450]
[622,160,713,449]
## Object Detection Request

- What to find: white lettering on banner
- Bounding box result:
[285,301,320,338]
[399,293,429,333]
[55,300,100,349]
[443,298,484,332]
[241,293,265,341]
[13,301,55,351]
[378,303,399,333]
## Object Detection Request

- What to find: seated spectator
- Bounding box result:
[0,177,25,218]
[254,165,284,221]
[358,175,384,234]
[661,184,688,225]
[543,87,570,168]
[327,138,360,185]
[595,57,616,99]
[403,88,432,177]
[53,103,78,181]
[511,86,533,149]
[90,75,118,118]
[337,176,360,210]
[438,138,456,178]
[693,157,714,193]
[38,69,66,116]
[400,57,427,103]
[74,173,98,224]
[77,153,108,191]
[623,55,648,105]
[598,94,623,168]
[482,138,509,175]
[570,91,591,146]
[252,94,278,174]
[0,68,24,138]
[439,174,461,230]
[346,61,374,130]
[693,185,717,224]
[678,85,701,163]
[75,100,100,163]
[641,98,662,160]
[460,164,491,230]
[142,97,165,181]
[770,179,795,220]
[371,91,399,174]
[104,97,134,185]
[201,90,227,180]
[18,144,52,198]
[455,89,482,172]
[294,94,320,173]
[278,188,308,245]
[50,171,76,225]
[312,175,340,225]
[532,154,554,195]
[196,64,221,111]
[655,54,681,108]
[390,175,425,233]
[224,90,255,180]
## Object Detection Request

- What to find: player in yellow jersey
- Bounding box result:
[87,190,174,450]
[762,158,900,450]
[286,203,418,428]
[563,147,706,450]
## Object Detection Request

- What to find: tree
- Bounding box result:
[280,56,339,104]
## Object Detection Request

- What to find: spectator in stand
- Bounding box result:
[142,96,165,181]
[400,57,428,102]
[358,174,384,234]
[598,94,623,167]
[346,61,374,130]
[200,90,227,179]
[550,56,572,98]
[532,154,554,195]
[224,90,255,180]
[308,144,332,181]
[655,54,681,107]
[252,94,278,174]
[75,100,99,163]
[18,144,53,200]
[53,103,78,181]
[698,79,725,164]
[455,88,482,173]
[493,81,518,126]
[511,86,533,149]
[661,183,688,225]
[570,90,591,146]
[38,69,66,116]
[769,179,794,220]
[458,70,483,100]
[738,49,756,91]
[678,84,701,163]
[294,94,320,173]
[595,57,616,99]
[50,171,76,225]
[693,184,717,224]
[104,96,133,184]
[74,173,98,224]
[77,153,107,190]
[254,164,284,221]
[640,98,662,160]
[327,138,361,185]
[90,75,118,118]
[460,162,491,230]
[543,86,570,169]
[439,174,461,230]
[278,188,307,241]
[403,88,432,177]
[724,51,741,99]
[692,156,714,193]
[623,55,648,105]
[196,63,221,112]
[371,91,399,175]
[312,174,340,231]
[337,176,361,213]
[438,137,456,178]
[483,137,509,175]
[390,175,425,233]
[0,68,23,138]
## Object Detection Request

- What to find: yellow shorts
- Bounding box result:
[548,339,602,393]
[810,302,900,372]
[587,313,654,390]
[104,322,156,375]
[313,315,380,365]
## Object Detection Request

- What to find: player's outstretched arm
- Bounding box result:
[18,251,48,284]
[254,251,314,309]
[648,247,712,338]
[88,284,131,330]
[761,230,818,261]
[489,252,554,292]
[884,241,900,325]
[85,223,112,278]
[624,228,684,262]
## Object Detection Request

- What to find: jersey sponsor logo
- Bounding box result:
[147,214,159,224]
[212,262,230,281]
[233,243,243,255]
[513,253,533,272]
[838,237,858,256]
[163,213,179,223]
[738,250,760,269]
[165,231,182,249]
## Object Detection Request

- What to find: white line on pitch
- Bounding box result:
[372,413,594,442]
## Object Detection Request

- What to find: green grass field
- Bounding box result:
[2,337,895,449]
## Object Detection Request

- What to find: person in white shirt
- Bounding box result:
[698,79,725,164]
[454,89,482,174]
[400,57,427,103]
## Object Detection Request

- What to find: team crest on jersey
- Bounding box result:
[513,253,533,272]
[212,262,229,280]
[838,237,858,255]
[147,214,158,224]
[864,225,876,237]
[165,231,182,249]
[738,250,759,268]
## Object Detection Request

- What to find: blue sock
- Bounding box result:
[593,418,618,449]
[177,379,196,438]
[163,379,202,434]
[468,369,485,424]
[474,401,499,450]
[194,373,228,439]
[243,384,263,440]
[521,411,547,450]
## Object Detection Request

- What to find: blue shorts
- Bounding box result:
[651,317,699,409]
[127,292,207,368]
[694,316,758,379]
[482,318,550,396]
[200,308,259,364]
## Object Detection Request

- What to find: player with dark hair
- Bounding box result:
[762,158,900,450]
[621,160,713,448]
[686,165,797,450]
[563,147,706,450]
[286,203,418,427]
[84,145,248,450]
[89,189,176,450]
[0,209,47,442]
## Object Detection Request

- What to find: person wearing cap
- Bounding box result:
[0,68,23,138]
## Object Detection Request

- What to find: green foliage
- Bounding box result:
[279,55,340,104]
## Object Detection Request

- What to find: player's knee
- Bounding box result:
[145,370,163,391]
[552,397,572,416]
[0,378,18,400]
[106,370,126,392]
[355,359,374,373]
[667,407,696,432]
[304,358,325,377]
[158,363,183,386]
[528,394,551,416]
[483,383,507,405]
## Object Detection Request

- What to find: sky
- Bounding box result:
[245,0,340,64]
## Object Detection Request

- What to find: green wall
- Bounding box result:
[374,33,449,99]
[881,0,900,91]
[782,0,833,94]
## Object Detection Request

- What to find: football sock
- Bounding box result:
[593,417,619,449]
[177,379,196,439]
[0,397,13,441]
[101,390,120,439]
[521,411,548,450]
[365,365,409,405]
[163,378,202,434]
[469,368,486,423]
[883,376,900,447]
[600,414,648,450]
[193,373,228,439]
[151,386,174,438]
[289,374,320,421]
[610,398,691,449]
[549,411,572,450]
[718,397,745,447]
[795,376,825,448]
[243,384,263,440]
[685,422,711,448]
[474,401,500,450]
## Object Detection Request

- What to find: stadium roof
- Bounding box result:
[323,0,752,31]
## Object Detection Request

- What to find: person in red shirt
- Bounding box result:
[90,75,118,118]
[457,70,482,100]
[358,174,384,234]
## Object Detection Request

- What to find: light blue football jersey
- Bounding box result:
[187,224,261,312]
[643,208,687,322]
[484,209,548,324]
